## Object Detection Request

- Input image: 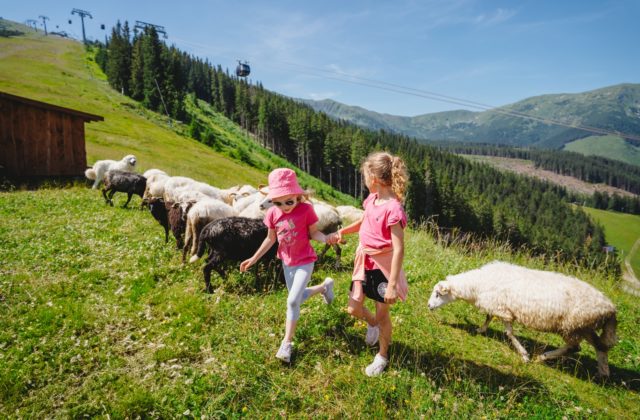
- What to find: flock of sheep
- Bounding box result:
[85,155,620,380]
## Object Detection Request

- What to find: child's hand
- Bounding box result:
[384,285,398,304]
[239,258,254,272]
[326,232,339,245]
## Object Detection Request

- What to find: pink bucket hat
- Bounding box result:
[267,168,305,199]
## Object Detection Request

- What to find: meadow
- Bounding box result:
[1,22,639,418]
[1,187,639,418]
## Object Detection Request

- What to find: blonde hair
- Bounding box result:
[361,151,409,202]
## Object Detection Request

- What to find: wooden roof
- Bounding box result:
[0,91,104,122]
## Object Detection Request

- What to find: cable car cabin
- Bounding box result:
[236,62,250,77]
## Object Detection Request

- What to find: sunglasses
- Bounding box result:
[272,199,296,207]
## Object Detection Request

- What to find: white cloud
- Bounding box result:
[308,91,341,100]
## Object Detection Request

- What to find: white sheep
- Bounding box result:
[142,168,167,178]
[336,205,364,226]
[85,154,137,189]
[427,261,618,378]
[163,176,196,202]
[182,198,237,261]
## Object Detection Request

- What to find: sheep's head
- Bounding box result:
[427,281,454,310]
[122,154,137,167]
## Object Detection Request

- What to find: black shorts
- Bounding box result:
[350,269,389,303]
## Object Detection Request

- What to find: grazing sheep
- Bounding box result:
[182,198,237,261]
[85,154,137,189]
[148,197,169,243]
[101,170,147,208]
[142,168,167,178]
[163,176,197,202]
[166,200,188,250]
[189,217,278,293]
[312,200,343,268]
[427,261,618,378]
[336,205,364,226]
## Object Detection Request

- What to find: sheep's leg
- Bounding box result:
[108,190,117,206]
[318,243,330,261]
[537,341,581,362]
[203,262,214,294]
[333,244,341,269]
[122,192,133,208]
[585,330,611,379]
[503,321,530,362]
[102,188,111,205]
[477,314,492,334]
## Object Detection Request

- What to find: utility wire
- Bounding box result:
[166,38,640,142]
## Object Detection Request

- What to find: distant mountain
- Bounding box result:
[299,84,640,151]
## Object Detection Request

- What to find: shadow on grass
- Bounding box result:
[445,321,640,392]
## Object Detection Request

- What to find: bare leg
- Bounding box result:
[504,321,530,362]
[347,297,377,326]
[375,302,392,359]
[477,314,492,333]
[283,319,297,343]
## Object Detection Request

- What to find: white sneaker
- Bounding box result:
[322,277,334,304]
[365,324,379,346]
[275,341,293,363]
[365,353,388,377]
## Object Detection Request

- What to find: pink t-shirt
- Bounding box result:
[264,202,319,267]
[359,193,407,270]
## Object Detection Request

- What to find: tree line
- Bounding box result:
[94,23,617,271]
[436,141,640,201]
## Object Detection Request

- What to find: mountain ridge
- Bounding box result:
[298,83,640,165]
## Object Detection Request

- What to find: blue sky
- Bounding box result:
[4,0,639,116]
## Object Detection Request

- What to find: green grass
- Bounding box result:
[1,21,640,417]
[0,21,356,206]
[563,135,640,167]
[582,207,640,277]
[1,187,639,417]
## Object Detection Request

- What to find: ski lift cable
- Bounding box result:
[271,61,640,142]
[164,38,640,142]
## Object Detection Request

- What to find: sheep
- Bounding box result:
[142,168,167,178]
[163,176,197,202]
[166,200,188,250]
[188,217,278,293]
[311,200,343,268]
[85,154,137,189]
[148,197,169,243]
[143,173,169,203]
[101,170,147,208]
[182,198,237,262]
[336,205,364,226]
[427,261,618,379]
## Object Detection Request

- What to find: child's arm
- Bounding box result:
[308,222,327,243]
[240,228,277,272]
[328,215,364,244]
[384,223,405,304]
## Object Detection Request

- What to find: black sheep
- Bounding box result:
[189,217,278,293]
[148,197,169,243]
[102,170,147,208]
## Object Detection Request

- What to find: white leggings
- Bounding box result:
[283,262,315,321]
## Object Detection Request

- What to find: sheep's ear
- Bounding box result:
[438,283,450,295]
[258,185,268,195]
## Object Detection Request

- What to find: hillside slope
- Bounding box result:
[1,23,639,418]
[0,21,353,205]
[300,85,640,166]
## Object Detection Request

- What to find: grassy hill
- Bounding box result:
[582,207,640,278]
[564,135,640,167]
[1,22,639,417]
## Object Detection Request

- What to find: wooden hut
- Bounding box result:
[0,91,103,177]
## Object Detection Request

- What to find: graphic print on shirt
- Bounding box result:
[276,219,298,245]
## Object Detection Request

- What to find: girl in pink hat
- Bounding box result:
[240,168,335,363]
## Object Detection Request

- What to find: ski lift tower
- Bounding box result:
[134,21,167,38]
[71,8,92,44]
[39,15,49,35]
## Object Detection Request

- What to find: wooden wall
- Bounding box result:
[0,96,89,177]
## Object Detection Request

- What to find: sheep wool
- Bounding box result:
[428,261,617,378]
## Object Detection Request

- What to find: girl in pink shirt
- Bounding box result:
[240,168,334,363]
[329,152,409,376]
